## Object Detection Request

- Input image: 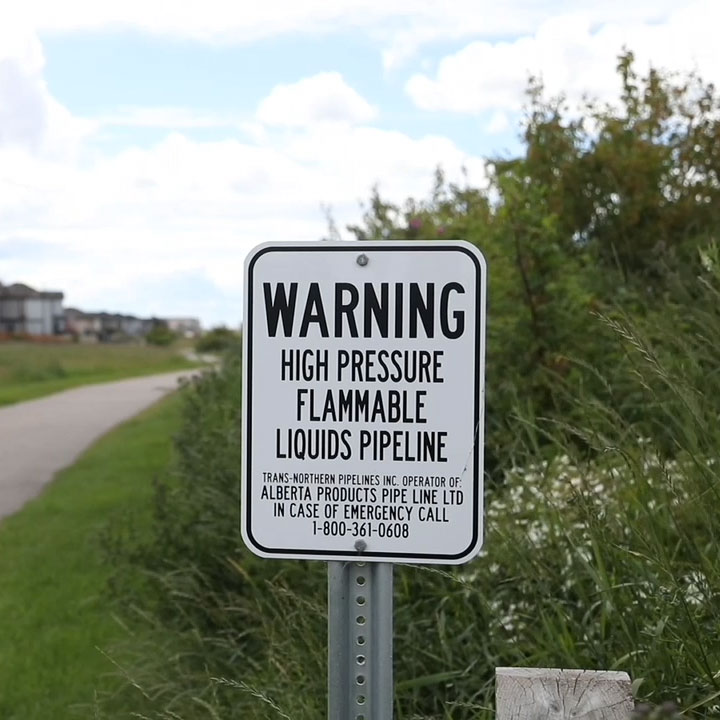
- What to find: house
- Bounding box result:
[0,281,65,335]
[0,279,199,343]
[66,310,153,342]
[119,314,145,338]
[141,317,169,336]
[65,309,173,342]
[64,308,103,341]
[166,317,202,338]
[99,313,158,342]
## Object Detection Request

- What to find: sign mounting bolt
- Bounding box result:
[356,254,369,267]
[354,539,367,553]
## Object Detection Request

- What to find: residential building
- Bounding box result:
[0,279,198,343]
[0,282,65,335]
[65,308,103,341]
[166,317,202,337]
[65,310,157,342]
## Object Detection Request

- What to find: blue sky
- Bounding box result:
[43,31,511,157]
[0,0,716,327]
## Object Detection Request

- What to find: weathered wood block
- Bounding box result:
[496,667,634,720]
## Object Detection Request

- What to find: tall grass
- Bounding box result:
[0,341,196,405]
[103,253,720,718]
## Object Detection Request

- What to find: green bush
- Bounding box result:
[145,326,177,346]
[346,53,720,480]
[195,326,241,353]
[103,252,720,719]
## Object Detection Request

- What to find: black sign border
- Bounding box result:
[244,243,485,562]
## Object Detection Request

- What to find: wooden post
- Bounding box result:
[496,668,633,720]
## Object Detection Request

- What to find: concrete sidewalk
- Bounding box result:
[0,370,197,521]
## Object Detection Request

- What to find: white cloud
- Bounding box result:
[13,0,489,40]
[0,81,485,327]
[7,1,714,328]
[0,18,92,158]
[257,72,377,128]
[14,1,682,63]
[97,106,240,130]
[380,1,684,69]
[0,21,52,152]
[406,1,720,114]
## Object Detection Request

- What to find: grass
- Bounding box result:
[0,391,184,720]
[0,341,199,406]
[94,293,720,718]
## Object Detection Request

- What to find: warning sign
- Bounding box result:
[241,241,486,564]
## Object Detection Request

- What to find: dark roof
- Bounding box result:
[64,307,89,318]
[2,283,38,297]
[65,309,142,322]
[0,282,63,300]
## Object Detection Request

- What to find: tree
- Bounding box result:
[344,52,720,472]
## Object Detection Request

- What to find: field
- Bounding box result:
[0,392,184,719]
[0,341,198,406]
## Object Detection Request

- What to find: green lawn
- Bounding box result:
[0,341,198,406]
[0,392,183,719]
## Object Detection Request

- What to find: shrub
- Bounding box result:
[102,250,720,719]
[195,326,242,353]
[145,326,177,346]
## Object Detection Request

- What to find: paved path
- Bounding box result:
[0,371,197,521]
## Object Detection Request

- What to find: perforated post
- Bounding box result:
[328,561,393,720]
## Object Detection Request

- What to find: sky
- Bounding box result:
[1,1,718,328]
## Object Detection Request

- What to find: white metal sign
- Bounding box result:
[242,241,486,564]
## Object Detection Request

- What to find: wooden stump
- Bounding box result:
[496,668,634,720]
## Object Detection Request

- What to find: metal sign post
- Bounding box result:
[241,240,487,720]
[328,561,393,720]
